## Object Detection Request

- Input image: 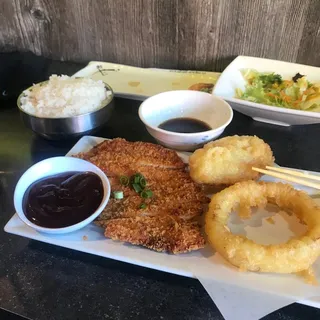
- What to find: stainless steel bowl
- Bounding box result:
[17,81,114,140]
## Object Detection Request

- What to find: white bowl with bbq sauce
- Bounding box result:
[14,157,111,234]
[138,90,233,151]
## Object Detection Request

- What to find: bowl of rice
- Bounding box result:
[17,75,114,139]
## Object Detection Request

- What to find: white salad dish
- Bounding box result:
[13,156,111,234]
[138,90,233,151]
[213,56,320,126]
[4,136,320,309]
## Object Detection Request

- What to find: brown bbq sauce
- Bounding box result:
[158,117,211,133]
[23,171,103,228]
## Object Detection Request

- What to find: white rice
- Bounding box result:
[20,75,112,118]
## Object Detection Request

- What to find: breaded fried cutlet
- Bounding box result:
[96,168,208,221]
[97,196,205,221]
[101,216,205,254]
[108,172,208,202]
[78,138,185,170]
[75,138,207,254]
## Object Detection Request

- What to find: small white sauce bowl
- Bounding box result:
[138,90,233,151]
[14,156,111,234]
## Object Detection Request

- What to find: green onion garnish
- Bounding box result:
[140,203,147,209]
[132,183,142,193]
[134,175,140,184]
[113,191,124,199]
[119,175,129,186]
[131,173,144,184]
[120,173,152,199]
[140,177,146,189]
[141,190,153,199]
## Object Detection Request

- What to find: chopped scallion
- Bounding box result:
[132,183,142,193]
[121,172,151,199]
[140,177,146,188]
[119,175,129,186]
[141,189,153,199]
[113,191,124,199]
[134,175,140,184]
[140,203,147,209]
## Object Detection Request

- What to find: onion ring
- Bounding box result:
[205,181,320,273]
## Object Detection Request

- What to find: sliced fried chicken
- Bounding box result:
[96,197,204,221]
[78,138,185,170]
[75,138,207,253]
[97,173,208,221]
[102,215,205,254]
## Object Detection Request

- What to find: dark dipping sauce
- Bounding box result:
[158,117,211,133]
[23,171,104,228]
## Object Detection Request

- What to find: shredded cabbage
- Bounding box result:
[235,69,320,112]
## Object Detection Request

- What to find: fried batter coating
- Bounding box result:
[78,138,186,170]
[75,138,208,253]
[103,215,205,254]
[189,135,274,185]
[205,181,320,273]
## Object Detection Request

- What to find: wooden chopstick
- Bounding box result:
[265,166,320,182]
[252,166,320,190]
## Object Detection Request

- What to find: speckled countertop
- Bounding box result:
[1,52,320,320]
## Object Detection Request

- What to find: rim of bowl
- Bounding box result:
[138,90,233,137]
[14,157,111,233]
[17,79,114,120]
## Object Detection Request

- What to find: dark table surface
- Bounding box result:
[1,52,320,320]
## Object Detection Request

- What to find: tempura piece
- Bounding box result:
[189,135,274,185]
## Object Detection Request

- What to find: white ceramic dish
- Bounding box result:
[73,61,220,100]
[213,56,320,126]
[14,156,111,234]
[5,136,320,308]
[138,90,233,151]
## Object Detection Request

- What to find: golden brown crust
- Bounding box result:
[75,138,207,253]
[97,197,205,221]
[78,138,185,170]
[189,135,274,185]
[97,174,208,221]
[205,180,320,273]
[103,216,205,254]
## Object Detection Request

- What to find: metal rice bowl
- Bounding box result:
[17,80,114,140]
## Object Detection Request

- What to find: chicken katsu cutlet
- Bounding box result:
[75,138,207,254]
[98,216,205,254]
[78,138,186,171]
[96,168,208,221]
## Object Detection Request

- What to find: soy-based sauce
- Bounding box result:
[158,117,211,133]
[23,171,103,228]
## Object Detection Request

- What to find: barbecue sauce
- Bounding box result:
[23,171,103,228]
[158,117,211,133]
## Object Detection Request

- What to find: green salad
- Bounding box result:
[235,69,320,112]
